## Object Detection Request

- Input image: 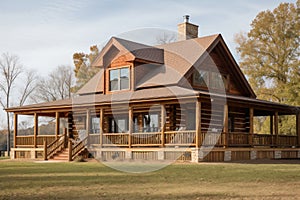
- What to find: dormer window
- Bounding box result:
[109,67,130,91]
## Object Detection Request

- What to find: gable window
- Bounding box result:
[109,67,130,91]
[193,71,209,87]
[193,70,228,90]
[211,72,228,90]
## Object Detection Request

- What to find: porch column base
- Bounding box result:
[274,150,281,159]
[157,150,164,160]
[94,150,102,160]
[10,149,15,159]
[250,151,257,160]
[125,150,132,160]
[224,151,231,162]
[297,150,300,159]
[191,148,204,162]
[30,149,36,159]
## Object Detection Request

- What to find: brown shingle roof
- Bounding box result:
[92,37,164,67]
[76,68,104,95]
[136,34,219,88]
[7,86,198,112]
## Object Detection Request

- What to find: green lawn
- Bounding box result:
[0,160,300,200]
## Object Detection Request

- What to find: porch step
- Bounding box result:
[50,148,70,161]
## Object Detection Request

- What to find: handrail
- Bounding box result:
[69,135,88,161]
[44,133,66,160]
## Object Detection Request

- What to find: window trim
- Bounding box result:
[108,66,130,92]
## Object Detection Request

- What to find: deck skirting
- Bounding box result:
[10,147,300,162]
[88,147,300,162]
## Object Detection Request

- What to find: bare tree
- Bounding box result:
[33,65,75,103]
[156,32,176,44]
[0,53,37,153]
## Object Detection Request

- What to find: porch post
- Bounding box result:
[249,108,254,147]
[55,112,60,139]
[13,113,18,148]
[223,104,229,148]
[99,108,104,147]
[195,100,201,148]
[86,109,91,145]
[128,106,133,148]
[274,112,279,147]
[296,112,300,147]
[86,109,91,135]
[67,112,73,138]
[34,113,38,148]
[161,104,166,147]
[270,115,274,135]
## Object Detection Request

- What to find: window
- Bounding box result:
[193,71,209,87]
[91,117,100,133]
[143,114,159,132]
[109,67,130,91]
[109,118,128,133]
[211,72,227,89]
[193,70,228,90]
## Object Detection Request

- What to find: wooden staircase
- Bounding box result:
[50,148,69,161]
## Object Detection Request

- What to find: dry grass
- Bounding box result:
[0,160,300,199]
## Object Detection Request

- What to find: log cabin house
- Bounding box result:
[6,16,300,162]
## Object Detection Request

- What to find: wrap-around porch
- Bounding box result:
[11,95,300,161]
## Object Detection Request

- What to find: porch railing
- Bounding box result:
[102,133,129,146]
[37,135,57,146]
[253,134,273,146]
[228,132,250,146]
[88,134,100,145]
[69,135,89,161]
[16,135,56,147]
[17,132,299,149]
[44,133,66,160]
[132,132,161,146]
[165,131,196,146]
[16,136,34,147]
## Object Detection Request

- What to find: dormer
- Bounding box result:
[77,37,164,95]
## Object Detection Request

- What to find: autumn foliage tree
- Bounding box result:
[72,45,100,92]
[235,1,299,106]
[235,1,299,134]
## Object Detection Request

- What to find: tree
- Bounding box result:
[72,45,100,92]
[156,32,176,44]
[235,1,299,135]
[0,53,37,153]
[235,1,300,106]
[33,65,75,103]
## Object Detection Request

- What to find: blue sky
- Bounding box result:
[0,0,296,75]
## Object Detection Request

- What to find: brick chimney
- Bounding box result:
[177,15,199,41]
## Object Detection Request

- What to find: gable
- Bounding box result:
[181,35,256,98]
[92,37,164,68]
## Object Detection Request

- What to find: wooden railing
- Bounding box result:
[228,132,249,146]
[102,133,129,146]
[69,135,88,161]
[200,132,224,146]
[88,134,100,144]
[16,135,56,147]
[131,132,161,146]
[165,131,196,146]
[277,135,297,147]
[44,134,66,160]
[37,135,56,146]
[17,132,298,149]
[253,134,273,146]
[16,136,34,147]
